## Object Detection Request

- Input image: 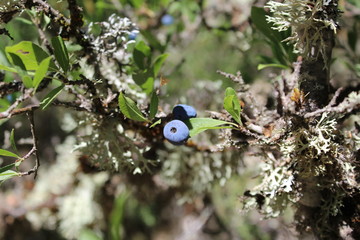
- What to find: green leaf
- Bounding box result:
[33,56,51,91]
[257,63,289,70]
[133,41,151,69]
[223,87,242,125]
[40,84,64,110]
[153,53,168,76]
[251,7,281,44]
[7,52,27,70]
[225,87,237,97]
[133,69,154,95]
[0,170,18,182]
[0,99,10,111]
[251,7,293,66]
[149,91,158,119]
[51,36,70,72]
[10,129,17,153]
[140,30,165,52]
[0,149,20,158]
[5,41,50,71]
[109,193,129,240]
[149,119,161,128]
[225,87,241,113]
[224,95,242,125]
[184,118,237,137]
[79,229,102,240]
[15,17,33,25]
[118,92,148,122]
[0,64,18,73]
[21,74,33,88]
[0,163,16,174]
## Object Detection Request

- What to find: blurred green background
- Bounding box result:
[1,0,359,239]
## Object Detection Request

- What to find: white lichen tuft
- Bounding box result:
[244,112,358,219]
[58,172,108,239]
[75,115,158,172]
[243,160,295,218]
[25,136,109,239]
[86,14,138,56]
[160,148,242,202]
[265,0,338,58]
[25,136,80,230]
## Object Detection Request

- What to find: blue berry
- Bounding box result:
[163,120,189,145]
[161,14,174,25]
[6,94,14,103]
[128,31,138,40]
[172,104,197,121]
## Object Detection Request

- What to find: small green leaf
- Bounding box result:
[10,129,17,153]
[251,7,280,44]
[140,30,165,52]
[15,17,33,25]
[5,41,50,71]
[0,170,18,182]
[251,7,293,66]
[0,64,18,73]
[133,69,154,95]
[79,229,102,240]
[40,84,64,110]
[51,36,70,72]
[258,63,289,70]
[0,149,20,158]
[223,87,242,125]
[118,92,148,122]
[21,75,33,88]
[224,95,242,125]
[0,163,16,174]
[185,118,237,137]
[7,52,26,70]
[33,56,51,91]
[149,119,161,128]
[110,193,129,240]
[133,41,151,69]
[0,99,10,111]
[149,91,158,119]
[153,53,168,76]
[225,87,237,97]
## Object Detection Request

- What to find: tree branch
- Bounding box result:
[19,111,40,178]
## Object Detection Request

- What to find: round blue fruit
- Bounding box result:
[161,14,174,25]
[128,31,138,40]
[163,120,189,145]
[6,94,14,103]
[172,104,197,121]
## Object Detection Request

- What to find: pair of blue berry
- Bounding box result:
[163,104,197,145]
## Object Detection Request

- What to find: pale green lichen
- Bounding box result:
[244,162,295,218]
[281,113,339,177]
[160,148,242,203]
[75,114,158,173]
[58,172,108,239]
[244,112,358,222]
[265,0,338,59]
[24,136,110,239]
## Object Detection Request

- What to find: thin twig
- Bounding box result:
[20,111,40,178]
[304,87,345,118]
[0,105,39,119]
